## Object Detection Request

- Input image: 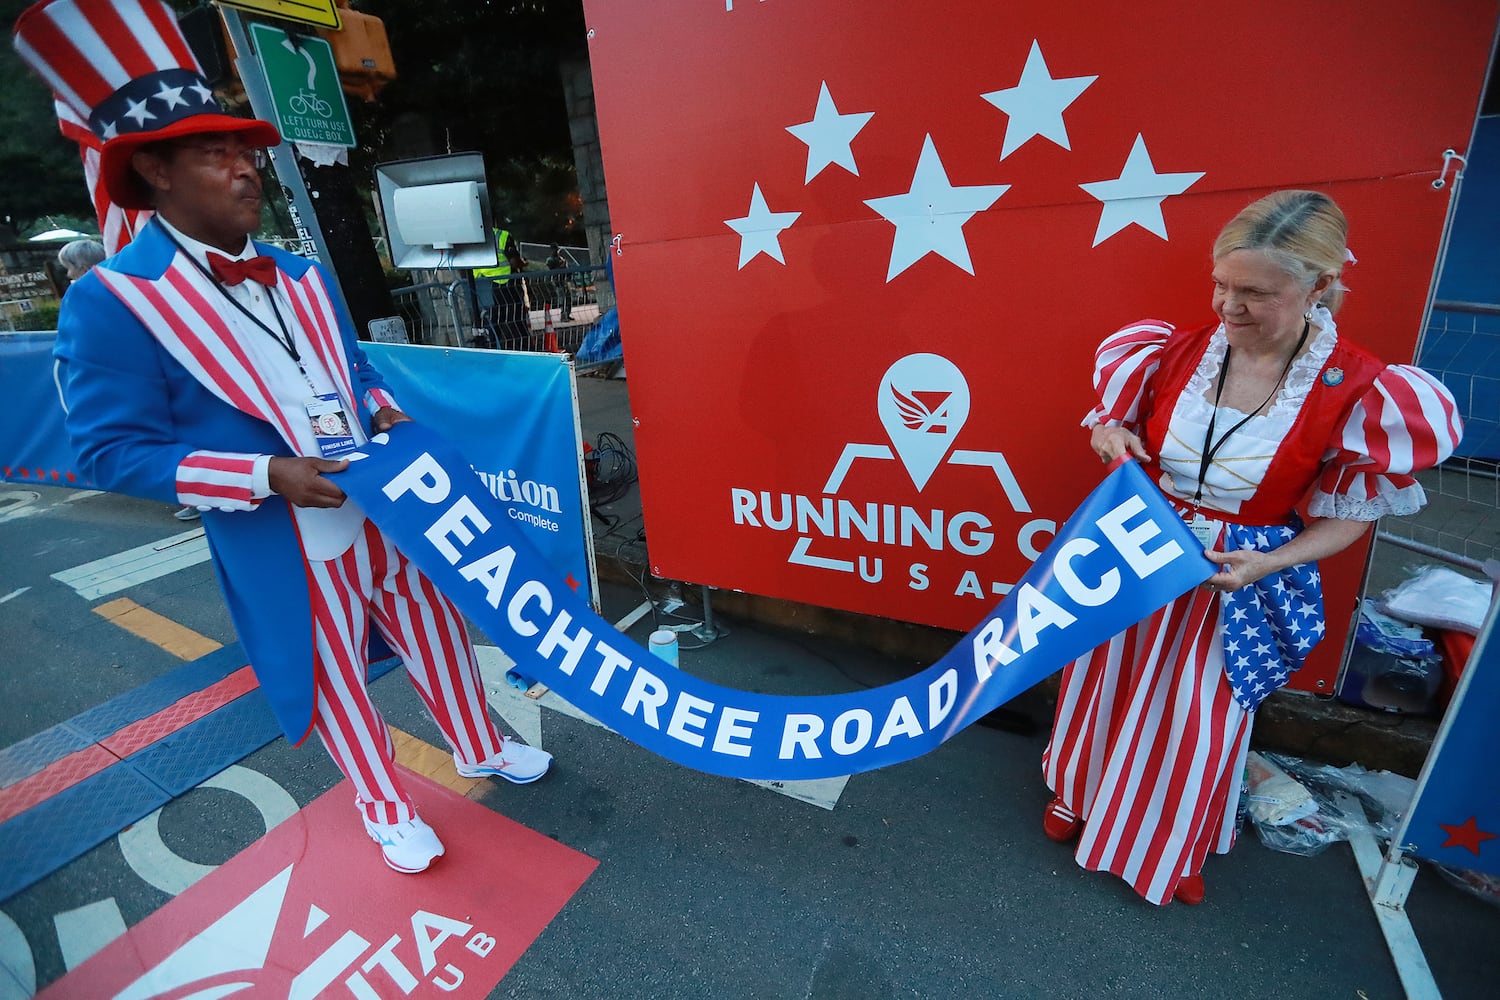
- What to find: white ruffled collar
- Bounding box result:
[1184,305,1338,423]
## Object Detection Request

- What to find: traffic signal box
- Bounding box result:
[320,1,396,102]
[178,0,395,105]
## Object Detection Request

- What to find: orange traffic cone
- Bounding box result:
[544,307,558,353]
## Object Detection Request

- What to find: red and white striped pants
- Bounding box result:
[1042,585,1251,905]
[307,521,503,824]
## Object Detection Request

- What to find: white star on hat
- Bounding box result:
[724,183,801,269]
[1079,134,1204,246]
[864,135,1009,281]
[190,81,215,104]
[786,81,873,183]
[981,40,1096,160]
[154,81,187,110]
[100,120,118,140]
[123,95,156,127]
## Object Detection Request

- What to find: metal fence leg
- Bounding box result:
[691,584,725,643]
[1340,792,1442,999]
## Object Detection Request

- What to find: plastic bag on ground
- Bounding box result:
[1378,566,1494,635]
[1242,752,1416,857]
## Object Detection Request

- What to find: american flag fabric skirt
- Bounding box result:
[1042,582,1252,905]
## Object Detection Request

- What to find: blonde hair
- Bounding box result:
[1213,190,1349,314]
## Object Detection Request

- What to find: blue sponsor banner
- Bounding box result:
[0,332,91,487]
[1402,602,1500,876]
[362,343,594,606]
[334,424,1216,780]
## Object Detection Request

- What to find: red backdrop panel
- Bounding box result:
[582,0,1495,690]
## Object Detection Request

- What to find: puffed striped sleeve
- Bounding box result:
[1310,365,1463,520]
[1080,319,1174,430]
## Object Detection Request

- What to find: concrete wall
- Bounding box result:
[560,54,616,314]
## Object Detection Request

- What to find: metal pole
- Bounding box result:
[220,10,333,273]
[691,584,725,643]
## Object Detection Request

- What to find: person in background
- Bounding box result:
[1040,190,1462,907]
[545,243,572,322]
[57,239,106,282]
[475,227,530,348]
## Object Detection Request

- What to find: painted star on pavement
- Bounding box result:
[1079,134,1205,246]
[786,81,873,183]
[724,183,801,269]
[154,81,187,110]
[981,40,1096,160]
[864,135,1010,281]
[1439,816,1497,856]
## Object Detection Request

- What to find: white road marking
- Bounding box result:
[118,766,298,897]
[54,898,127,971]
[0,588,29,605]
[615,599,654,632]
[51,529,210,600]
[0,490,41,525]
[476,629,850,811]
[0,909,37,998]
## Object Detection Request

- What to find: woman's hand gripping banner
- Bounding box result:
[335,425,1216,780]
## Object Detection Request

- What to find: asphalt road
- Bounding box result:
[2,484,1497,999]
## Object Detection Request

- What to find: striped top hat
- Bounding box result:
[12,0,279,210]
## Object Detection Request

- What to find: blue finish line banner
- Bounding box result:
[335,424,1216,780]
[0,332,91,487]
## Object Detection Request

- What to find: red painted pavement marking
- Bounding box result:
[0,666,258,824]
[43,770,598,998]
[99,667,259,757]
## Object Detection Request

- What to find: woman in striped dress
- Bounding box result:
[1040,190,1463,906]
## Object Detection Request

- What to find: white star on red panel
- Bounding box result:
[724,183,801,268]
[1079,134,1205,246]
[981,40,1097,160]
[864,135,1009,281]
[786,81,873,183]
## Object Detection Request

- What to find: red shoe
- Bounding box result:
[1042,797,1082,843]
[1173,874,1205,905]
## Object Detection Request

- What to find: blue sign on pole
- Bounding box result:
[362,343,596,606]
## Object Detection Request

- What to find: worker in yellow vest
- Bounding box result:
[474,228,529,347]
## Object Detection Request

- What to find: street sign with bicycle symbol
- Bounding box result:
[250,23,356,148]
[288,88,335,119]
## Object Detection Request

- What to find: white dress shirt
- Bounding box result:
[157,217,366,560]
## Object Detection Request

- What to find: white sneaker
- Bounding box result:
[173,505,201,521]
[363,815,445,873]
[454,739,553,784]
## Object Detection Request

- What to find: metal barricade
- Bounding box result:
[388,279,474,348]
[470,263,617,366]
[1373,301,1500,575]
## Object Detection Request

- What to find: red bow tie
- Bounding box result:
[206,252,278,287]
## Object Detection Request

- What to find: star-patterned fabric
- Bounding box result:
[1217,521,1324,711]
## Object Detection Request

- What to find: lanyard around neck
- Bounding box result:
[161,229,303,368]
[1193,319,1310,507]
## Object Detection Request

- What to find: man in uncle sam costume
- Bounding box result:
[13,0,553,875]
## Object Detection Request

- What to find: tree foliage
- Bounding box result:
[0,0,589,245]
[0,0,93,241]
[349,0,588,244]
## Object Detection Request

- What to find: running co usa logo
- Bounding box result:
[729,353,1056,600]
[110,865,498,998]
